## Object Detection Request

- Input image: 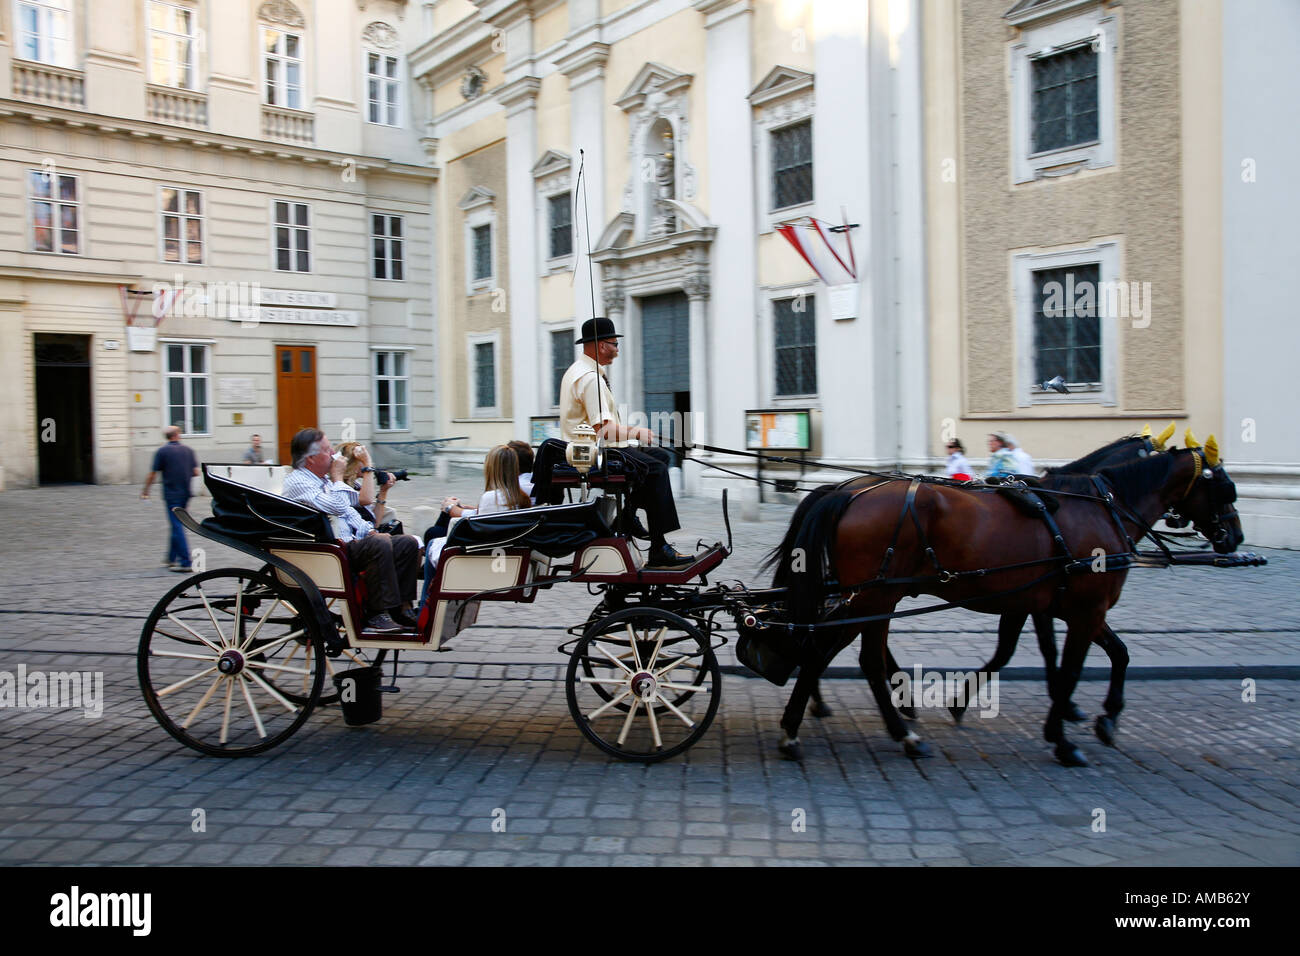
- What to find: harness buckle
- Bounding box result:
[937,570,955,584]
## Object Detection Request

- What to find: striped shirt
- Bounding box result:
[281,467,373,542]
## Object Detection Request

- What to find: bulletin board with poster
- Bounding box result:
[529,416,561,447]
[744,409,812,451]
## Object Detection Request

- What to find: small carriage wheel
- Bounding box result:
[253,564,387,705]
[138,568,326,757]
[565,607,721,763]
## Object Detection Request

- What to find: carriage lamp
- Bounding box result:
[566,422,600,476]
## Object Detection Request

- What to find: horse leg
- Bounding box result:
[860,621,931,758]
[1033,612,1086,722]
[780,656,834,760]
[1044,617,1096,767]
[1092,625,1129,746]
[951,611,1027,723]
[808,681,832,719]
[883,642,917,719]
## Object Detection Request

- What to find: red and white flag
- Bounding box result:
[775,215,858,286]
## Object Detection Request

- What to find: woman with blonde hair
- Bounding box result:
[420,445,532,606]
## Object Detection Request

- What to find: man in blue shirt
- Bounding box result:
[281,427,419,633]
[141,425,200,571]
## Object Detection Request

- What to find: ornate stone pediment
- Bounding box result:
[458,185,496,210]
[614,62,693,113]
[748,65,814,107]
[531,149,571,179]
[258,0,306,28]
[362,21,400,50]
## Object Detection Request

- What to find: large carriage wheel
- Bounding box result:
[138,568,326,756]
[566,607,721,762]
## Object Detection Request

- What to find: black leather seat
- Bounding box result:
[443,499,616,558]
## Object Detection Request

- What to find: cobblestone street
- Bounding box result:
[1,477,1297,866]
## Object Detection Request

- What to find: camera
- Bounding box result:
[364,466,409,484]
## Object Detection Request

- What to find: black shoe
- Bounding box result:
[365,613,403,634]
[620,513,651,540]
[645,544,696,569]
[389,607,418,629]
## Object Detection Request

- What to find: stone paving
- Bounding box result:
[1,476,1297,866]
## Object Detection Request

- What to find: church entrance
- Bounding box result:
[639,291,690,462]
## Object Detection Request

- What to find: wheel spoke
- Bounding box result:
[219,678,235,745]
[164,614,223,654]
[616,697,640,746]
[151,649,221,663]
[654,692,696,729]
[578,676,633,687]
[156,665,219,698]
[597,644,633,675]
[244,660,313,677]
[242,668,301,714]
[243,627,309,657]
[645,627,667,670]
[587,686,634,720]
[625,624,643,670]
[644,693,663,749]
[239,676,268,739]
[181,673,225,727]
[238,597,280,651]
[198,585,228,647]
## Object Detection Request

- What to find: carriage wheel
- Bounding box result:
[138,568,326,756]
[565,607,721,762]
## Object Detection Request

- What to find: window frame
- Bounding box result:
[546,322,576,412]
[372,347,412,433]
[770,290,819,400]
[545,192,574,263]
[370,212,405,281]
[160,339,213,437]
[158,185,204,265]
[750,70,815,234]
[27,167,81,256]
[467,331,502,419]
[769,118,814,213]
[271,199,312,273]
[1008,6,1117,184]
[1012,240,1120,407]
[147,0,199,91]
[364,49,402,127]
[261,24,305,111]
[13,0,74,67]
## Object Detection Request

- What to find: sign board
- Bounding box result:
[745,409,811,451]
[828,283,859,321]
[126,326,157,352]
[530,416,561,446]
[257,288,338,308]
[217,377,256,405]
[228,308,359,326]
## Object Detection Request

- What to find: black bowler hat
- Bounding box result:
[575,317,623,344]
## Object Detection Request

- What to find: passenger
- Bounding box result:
[419,445,533,607]
[986,431,1035,478]
[281,428,420,633]
[507,439,537,504]
[337,440,396,527]
[944,438,972,481]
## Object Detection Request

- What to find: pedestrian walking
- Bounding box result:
[141,425,200,571]
[241,433,269,463]
[986,431,1035,478]
[944,438,972,481]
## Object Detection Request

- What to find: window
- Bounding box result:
[774,296,816,396]
[29,169,79,254]
[160,187,202,264]
[1032,263,1101,390]
[472,224,492,282]
[263,28,303,110]
[1013,240,1118,406]
[1031,46,1098,154]
[15,0,72,67]
[1008,5,1116,183]
[164,343,210,435]
[148,1,197,90]
[274,201,310,272]
[550,328,574,408]
[772,120,812,210]
[468,336,500,416]
[371,214,404,280]
[548,193,573,259]
[366,52,400,126]
[374,351,409,431]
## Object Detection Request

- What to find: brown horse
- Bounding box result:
[765,436,1242,766]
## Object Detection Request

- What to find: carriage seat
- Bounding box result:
[443,498,616,558]
[200,466,335,545]
[980,475,1060,516]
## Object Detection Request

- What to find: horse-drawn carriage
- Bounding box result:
[138,428,1265,767]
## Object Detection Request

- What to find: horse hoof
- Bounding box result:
[904,738,933,759]
[778,741,804,762]
[809,701,833,719]
[1054,740,1088,767]
[949,704,966,723]
[1095,715,1118,747]
[1064,701,1087,722]
[899,705,918,720]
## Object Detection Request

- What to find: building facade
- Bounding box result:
[923,0,1300,547]
[409,0,929,491]
[0,0,437,489]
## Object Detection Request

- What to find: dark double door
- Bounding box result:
[640,291,690,460]
[35,333,93,484]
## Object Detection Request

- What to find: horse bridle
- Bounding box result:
[1164,448,1239,549]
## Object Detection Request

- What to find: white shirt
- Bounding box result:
[426,489,526,567]
[945,452,972,477]
[1011,447,1035,475]
[558,354,624,446]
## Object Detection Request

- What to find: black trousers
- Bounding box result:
[345,532,420,615]
[618,446,680,540]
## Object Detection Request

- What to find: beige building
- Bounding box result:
[923,0,1300,546]
[0,0,436,489]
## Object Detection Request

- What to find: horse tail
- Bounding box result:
[780,488,861,624]
[760,483,839,584]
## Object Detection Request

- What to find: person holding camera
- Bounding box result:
[337,441,396,528]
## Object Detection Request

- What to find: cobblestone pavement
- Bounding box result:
[1,478,1297,866]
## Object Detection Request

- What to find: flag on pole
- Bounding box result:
[774,214,858,286]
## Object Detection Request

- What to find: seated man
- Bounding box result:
[281,427,420,633]
[556,317,698,569]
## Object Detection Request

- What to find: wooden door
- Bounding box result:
[275,345,318,466]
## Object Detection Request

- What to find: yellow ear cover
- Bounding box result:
[1185,428,1199,450]
[1140,424,1152,439]
[1205,434,1220,467]
[1155,422,1176,451]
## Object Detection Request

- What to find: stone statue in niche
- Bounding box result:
[649,124,677,237]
